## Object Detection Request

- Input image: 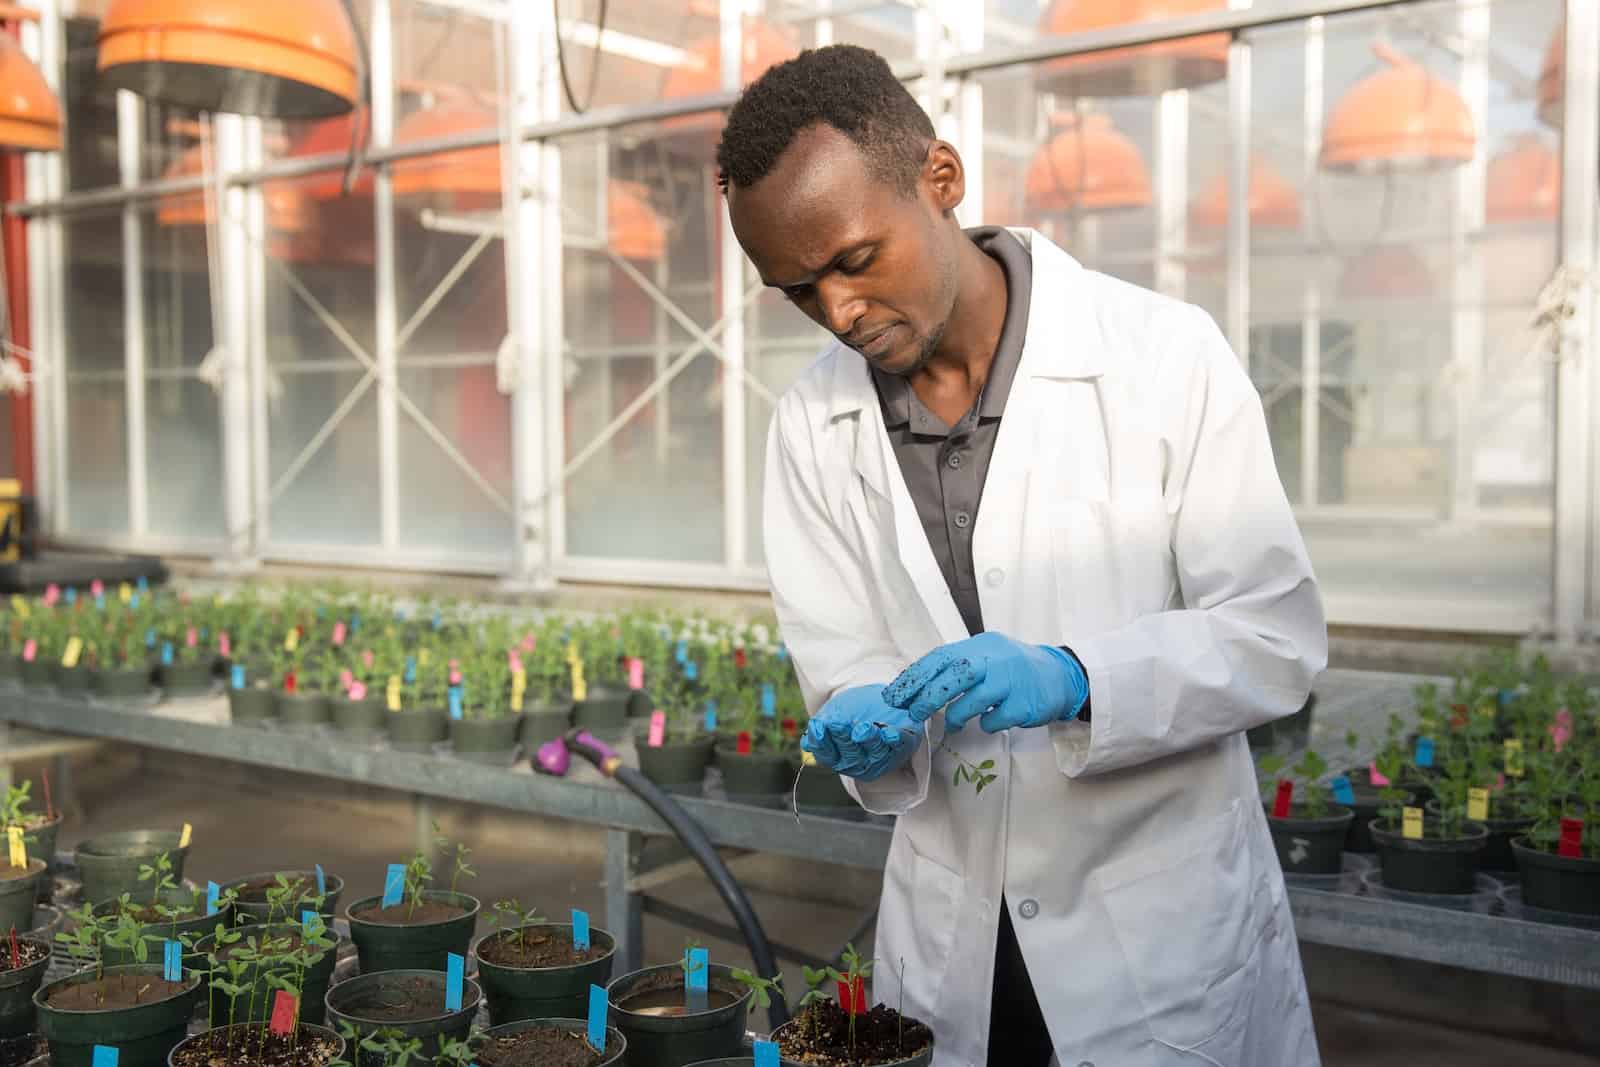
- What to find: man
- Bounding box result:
[721,44,1326,1067]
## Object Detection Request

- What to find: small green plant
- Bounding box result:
[826,942,874,1053]
[432,824,476,895]
[1291,750,1331,818]
[488,898,542,953]
[1256,752,1287,807]
[729,968,783,1015]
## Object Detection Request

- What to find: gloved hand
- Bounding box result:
[801,685,923,781]
[883,633,1089,733]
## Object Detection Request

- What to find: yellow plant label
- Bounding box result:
[61,636,83,669]
[6,827,24,869]
[566,644,580,666]
[387,676,402,712]
[1476,704,1496,719]
[284,628,299,652]
[9,595,27,618]
[118,582,132,603]
[1402,806,1424,840]
[1503,739,1524,777]
[510,669,526,712]
[180,823,192,848]
[1467,788,1489,821]
[573,675,588,702]
[418,648,430,666]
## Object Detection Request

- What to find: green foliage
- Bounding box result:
[729,968,783,1015]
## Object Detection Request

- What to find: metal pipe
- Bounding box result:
[117,90,147,538]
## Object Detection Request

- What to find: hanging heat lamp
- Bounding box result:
[289,112,373,202]
[1035,0,1229,100]
[1320,42,1475,173]
[608,180,666,263]
[1485,134,1559,225]
[658,20,799,157]
[1024,113,1152,215]
[0,28,59,152]
[1536,23,1563,129]
[390,102,500,213]
[155,142,312,261]
[97,0,359,119]
[1189,154,1302,231]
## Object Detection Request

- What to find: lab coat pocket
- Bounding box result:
[880,832,965,1019]
[1091,798,1274,1052]
[1051,490,1175,628]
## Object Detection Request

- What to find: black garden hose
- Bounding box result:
[564,730,792,1031]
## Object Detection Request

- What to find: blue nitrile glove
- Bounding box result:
[801,685,922,781]
[884,633,1089,733]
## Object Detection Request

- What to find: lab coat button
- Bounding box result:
[953,511,971,529]
[985,568,1004,587]
[1018,898,1039,919]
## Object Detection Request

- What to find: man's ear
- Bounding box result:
[922,140,965,217]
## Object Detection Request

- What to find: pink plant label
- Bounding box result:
[449,669,462,685]
[349,681,368,701]
[1272,779,1293,818]
[20,640,34,663]
[332,622,347,646]
[647,711,666,748]
[186,627,197,648]
[218,632,231,657]
[509,651,523,673]
[628,658,645,690]
[1368,762,1391,787]
[42,585,58,607]
[339,669,354,690]
[1551,708,1575,752]
[268,990,298,1035]
[522,633,536,652]
[362,648,374,668]
[90,580,104,597]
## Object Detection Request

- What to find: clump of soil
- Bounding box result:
[334,975,476,1023]
[778,1002,934,1066]
[1,939,47,971]
[352,900,465,926]
[0,1035,45,1067]
[47,973,190,1011]
[234,875,316,903]
[475,1026,606,1067]
[477,927,606,968]
[170,1026,341,1067]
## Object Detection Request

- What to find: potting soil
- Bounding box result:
[46,973,189,1010]
[338,974,453,1021]
[475,1026,605,1067]
[353,900,466,925]
[0,939,46,971]
[779,1002,934,1066]
[0,868,29,885]
[171,1027,342,1067]
[477,927,607,968]
[0,1036,44,1067]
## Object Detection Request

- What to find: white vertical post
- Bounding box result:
[719,0,747,570]
[1154,90,1189,302]
[214,115,258,569]
[372,0,400,552]
[117,91,147,539]
[1450,0,1488,525]
[25,4,62,533]
[243,116,271,549]
[1224,31,1251,364]
[1300,17,1324,509]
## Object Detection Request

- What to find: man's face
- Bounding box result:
[726,124,960,376]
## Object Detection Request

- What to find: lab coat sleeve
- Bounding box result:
[764,398,933,815]
[1051,307,1328,778]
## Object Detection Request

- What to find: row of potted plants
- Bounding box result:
[1257,651,1599,917]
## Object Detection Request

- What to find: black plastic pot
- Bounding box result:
[450,714,520,757]
[1265,805,1354,875]
[789,756,858,817]
[0,936,49,1038]
[222,868,345,925]
[35,964,202,1067]
[0,860,44,936]
[0,655,15,683]
[472,923,616,1025]
[18,658,52,690]
[1341,782,1393,854]
[14,813,61,885]
[1369,817,1488,894]
[194,921,341,1026]
[93,665,152,700]
[53,666,89,696]
[607,963,752,1067]
[771,1018,936,1067]
[329,693,387,737]
[478,1017,627,1066]
[627,689,652,719]
[388,708,448,751]
[228,683,278,725]
[716,747,791,804]
[73,830,190,905]
[574,685,630,740]
[520,705,572,750]
[636,735,714,794]
[1512,838,1600,916]
[95,887,230,969]
[276,690,330,730]
[324,969,480,1067]
[166,1022,345,1067]
[158,660,212,697]
[345,889,479,973]
[1425,799,1535,874]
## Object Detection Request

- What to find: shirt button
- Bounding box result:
[985,568,1004,587]
[1018,898,1039,919]
[947,452,963,469]
[954,511,971,529]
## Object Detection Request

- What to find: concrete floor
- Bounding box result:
[26,745,1600,1066]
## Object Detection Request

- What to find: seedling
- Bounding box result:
[729,968,783,1014]
[826,942,874,1053]
[488,898,542,953]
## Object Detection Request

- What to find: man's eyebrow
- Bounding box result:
[765,242,872,289]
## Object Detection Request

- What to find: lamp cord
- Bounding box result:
[552,0,609,116]
[340,0,372,197]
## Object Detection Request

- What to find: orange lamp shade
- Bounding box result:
[1486,135,1559,225]
[1190,155,1301,231]
[391,104,501,212]
[155,143,310,234]
[1035,0,1228,99]
[1537,23,1563,130]
[659,21,798,154]
[608,180,665,263]
[1320,42,1475,173]
[289,113,373,201]
[97,0,358,119]
[0,32,60,151]
[1338,245,1434,302]
[1024,113,1152,215]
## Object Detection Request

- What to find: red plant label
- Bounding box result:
[736,731,752,755]
[283,671,297,694]
[1559,818,1585,859]
[837,977,866,1015]
[734,647,748,669]
[781,717,799,738]
[1272,779,1293,818]
[268,990,298,1034]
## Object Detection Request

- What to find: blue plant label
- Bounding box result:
[130,592,140,609]
[92,1047,118,1067]
[63,587,76,606]
[675,640,688,664]
[95,594,105,611]
[754,1041,780,1067]
[448,686,463,720]
[163,939,181,982]
[587,984,607,1050]
[1415,736,1435,768]
[161,642,174,666]
[404,656,417,684]
[136,576,148,592]
[349,612,360,634]
[1332,775,1356,806]
[445,953,464,1012]
[432,609,442,631]
[206,881,220,915]
[704,705,717,732]
[572,908,590,951]
[301,910,320,933]
[382,863,406,908]
[315,863,326,895]
[684,660,698,681]
[316,604,327,619]
[685,947,709,993]
[776,645,788,662]
[145,627,156,648]
[760,683,776,718]
[231,665,245,690]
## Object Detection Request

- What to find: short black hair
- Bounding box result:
[716,44,934,195]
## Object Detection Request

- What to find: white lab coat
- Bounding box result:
[764,230,1326,1067]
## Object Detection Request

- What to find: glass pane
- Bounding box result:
[746,290,825,568]
[64,381,128,536]
[62,213,127,535]
[62,15,118,191]
[394,0,506,129]
[268,370,382,547]
[397,368,514,560]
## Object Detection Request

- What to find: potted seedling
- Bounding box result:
[772,947,934,1067]
[1259,750,1354,876]
[17,620,57,690]
[472,899,615,1024]
[1424,714,1536,874]
[196,913,342,1027]
[635,672,715,795]
[1367,744,1487,894]
[518,624,574,750]
[73,828,190,905]
[324,972,482,1066]
[389,660,450,752]
[0,931,50,1038]
[34,952,202,1066]
[1512,741,1600,915]
[346,828,480,973]
[572,624,630,741]
[224,868,346,925]
[1,779,61,894]
[228,629,280,726]
[158,621,214,696]
[88,631,153,701]
[168,1018,345,1067]
[472,1016,627,1067]
[449,652,520,762]
[329,652,388,739]
[275,640,331,731]
[95,853,231,969]
[712,656,792,807]
[606,948,754,1067]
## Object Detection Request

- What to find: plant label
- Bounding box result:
[117,582,132,604]
[95,593,105,610]
[163,939,181,982]
[522,632,536,652]
[8,595,26,617]
[90,579,104,598]
[1402,806,1424,841]
[20,640,34,663]
[445,952,465,1011]
[404,656,417,683]
[1368,761,1391,787]
[508,650,522,672]
[61,636,82,669]
[1467,788,1489,821]
[218,632,230,657]
[6,827,24,869]
[206,881,220,915]
[737,731,752,756]
[838,975,867,1015]
[628,657,645,690]
[448,686,463,720]
[754,1041,780,1067]
[511,670,526,712]
[42,584,58,606]
[387,676,403,712]
[572,908,591,950]
[382,863,406,908]
[761,683,776,718]
[349,612,360,634]
[449,665,463,686]
[1414,737,1434,768]
[284,628,298,652]
[349,681,368,701]
[647,711,666,748]
[145,627,156,648]
[161,642,174,667]
[63,587,76,606]
[734,647,748,669]
[361,648,373,669]
[1559,818,1585,859]
[704,702,717,732]
[137,576,148,592]
[315,864,326,895]
[1504,739,1524,777]
[675,640,688,664]
[686,947,709,993]
[1272,779,1293,818]
[332,621,347,646]
[283,671,296,694]
[185,626,197,649]
[92,1047,117,1067]
[432,609,443,631]
[302,909,320,933]
[587,984,608,1051]
[229,664,246,690]
[684,660,699,681]
[339,669,354,691]
[268,989,298,1035]
[180,823,192,848]
[573,675,588,703]
[1331,776,1355,806]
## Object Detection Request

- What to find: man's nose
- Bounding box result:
[816,278,866,337]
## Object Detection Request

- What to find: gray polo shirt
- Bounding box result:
[870,226,1033,636]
